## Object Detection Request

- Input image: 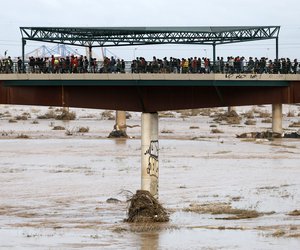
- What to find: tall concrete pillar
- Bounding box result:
[116,110,127,132]
[272,104,283,134]
[141,112,159,198]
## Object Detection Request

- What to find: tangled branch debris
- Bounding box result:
[108,130,128,138]
[126,190,169,223]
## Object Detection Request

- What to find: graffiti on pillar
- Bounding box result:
[144,140,159,179]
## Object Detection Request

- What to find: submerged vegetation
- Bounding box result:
[184,203,261,220]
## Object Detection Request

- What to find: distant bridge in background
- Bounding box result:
[25,44,122,61]
[25,44,82,59]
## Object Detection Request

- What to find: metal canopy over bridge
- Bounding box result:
[20,26,281,64]
[20,26,280,47]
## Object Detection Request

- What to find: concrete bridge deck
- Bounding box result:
[1,73,300,85]
[0,74,299,112]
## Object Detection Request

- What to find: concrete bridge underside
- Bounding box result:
[1,74,300,111]
[1,84,300,112]
[1,74,300,112]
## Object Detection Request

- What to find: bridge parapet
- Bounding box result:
[1,73,300,82]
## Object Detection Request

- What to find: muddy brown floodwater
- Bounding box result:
[0,105,300,249]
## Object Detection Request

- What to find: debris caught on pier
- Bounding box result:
[126,190,169,223]
[108,130,128,138]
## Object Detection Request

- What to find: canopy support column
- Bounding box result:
[88,46,92,61]
[22,39,26,73]
[276,37,279,61]
[212,43,216,73]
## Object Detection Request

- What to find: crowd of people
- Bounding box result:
[0,55,126,74]
[0,55,299,74]
[131,56,299,74]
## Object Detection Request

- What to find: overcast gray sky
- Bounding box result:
[1,0,300,60]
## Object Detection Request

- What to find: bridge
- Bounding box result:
[1,25,295,198]
[1,73,300,198]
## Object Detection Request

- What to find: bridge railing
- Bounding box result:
[1,61,132,74]
[1,60,299,75]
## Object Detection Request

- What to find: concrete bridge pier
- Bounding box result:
[272,104,283,134]
[115,111,127,133]
[108,111,127,138]
[141,112,159,199]
[227,106,236,113]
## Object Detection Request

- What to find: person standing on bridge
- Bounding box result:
[83,56,89,73]
[181,58,189,73]
[273,59,280,74]
[292,59,298,74]
[197,57,202,73]
[65,56,71,73]
[29,56,35,73]
[72,56,78,73]
[17,57,23,73]
[192,57,198,73]
[53,57,60,73]
[4,56,13,73]
[152,56,159,73]
[110,56,116,73]
[204,57,211,73]
[220,57,225,73]
[78,55,84,73]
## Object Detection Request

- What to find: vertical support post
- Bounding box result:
[88,46,92,61]
[275,37,279,61]
[141,112,159,198]
[212,43,216,73]
[22,39,26,73]
[88,46,93,72]
[115,110,127,132]
[272,103,282,134]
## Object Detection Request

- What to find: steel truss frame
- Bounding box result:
[20,26,280,47]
